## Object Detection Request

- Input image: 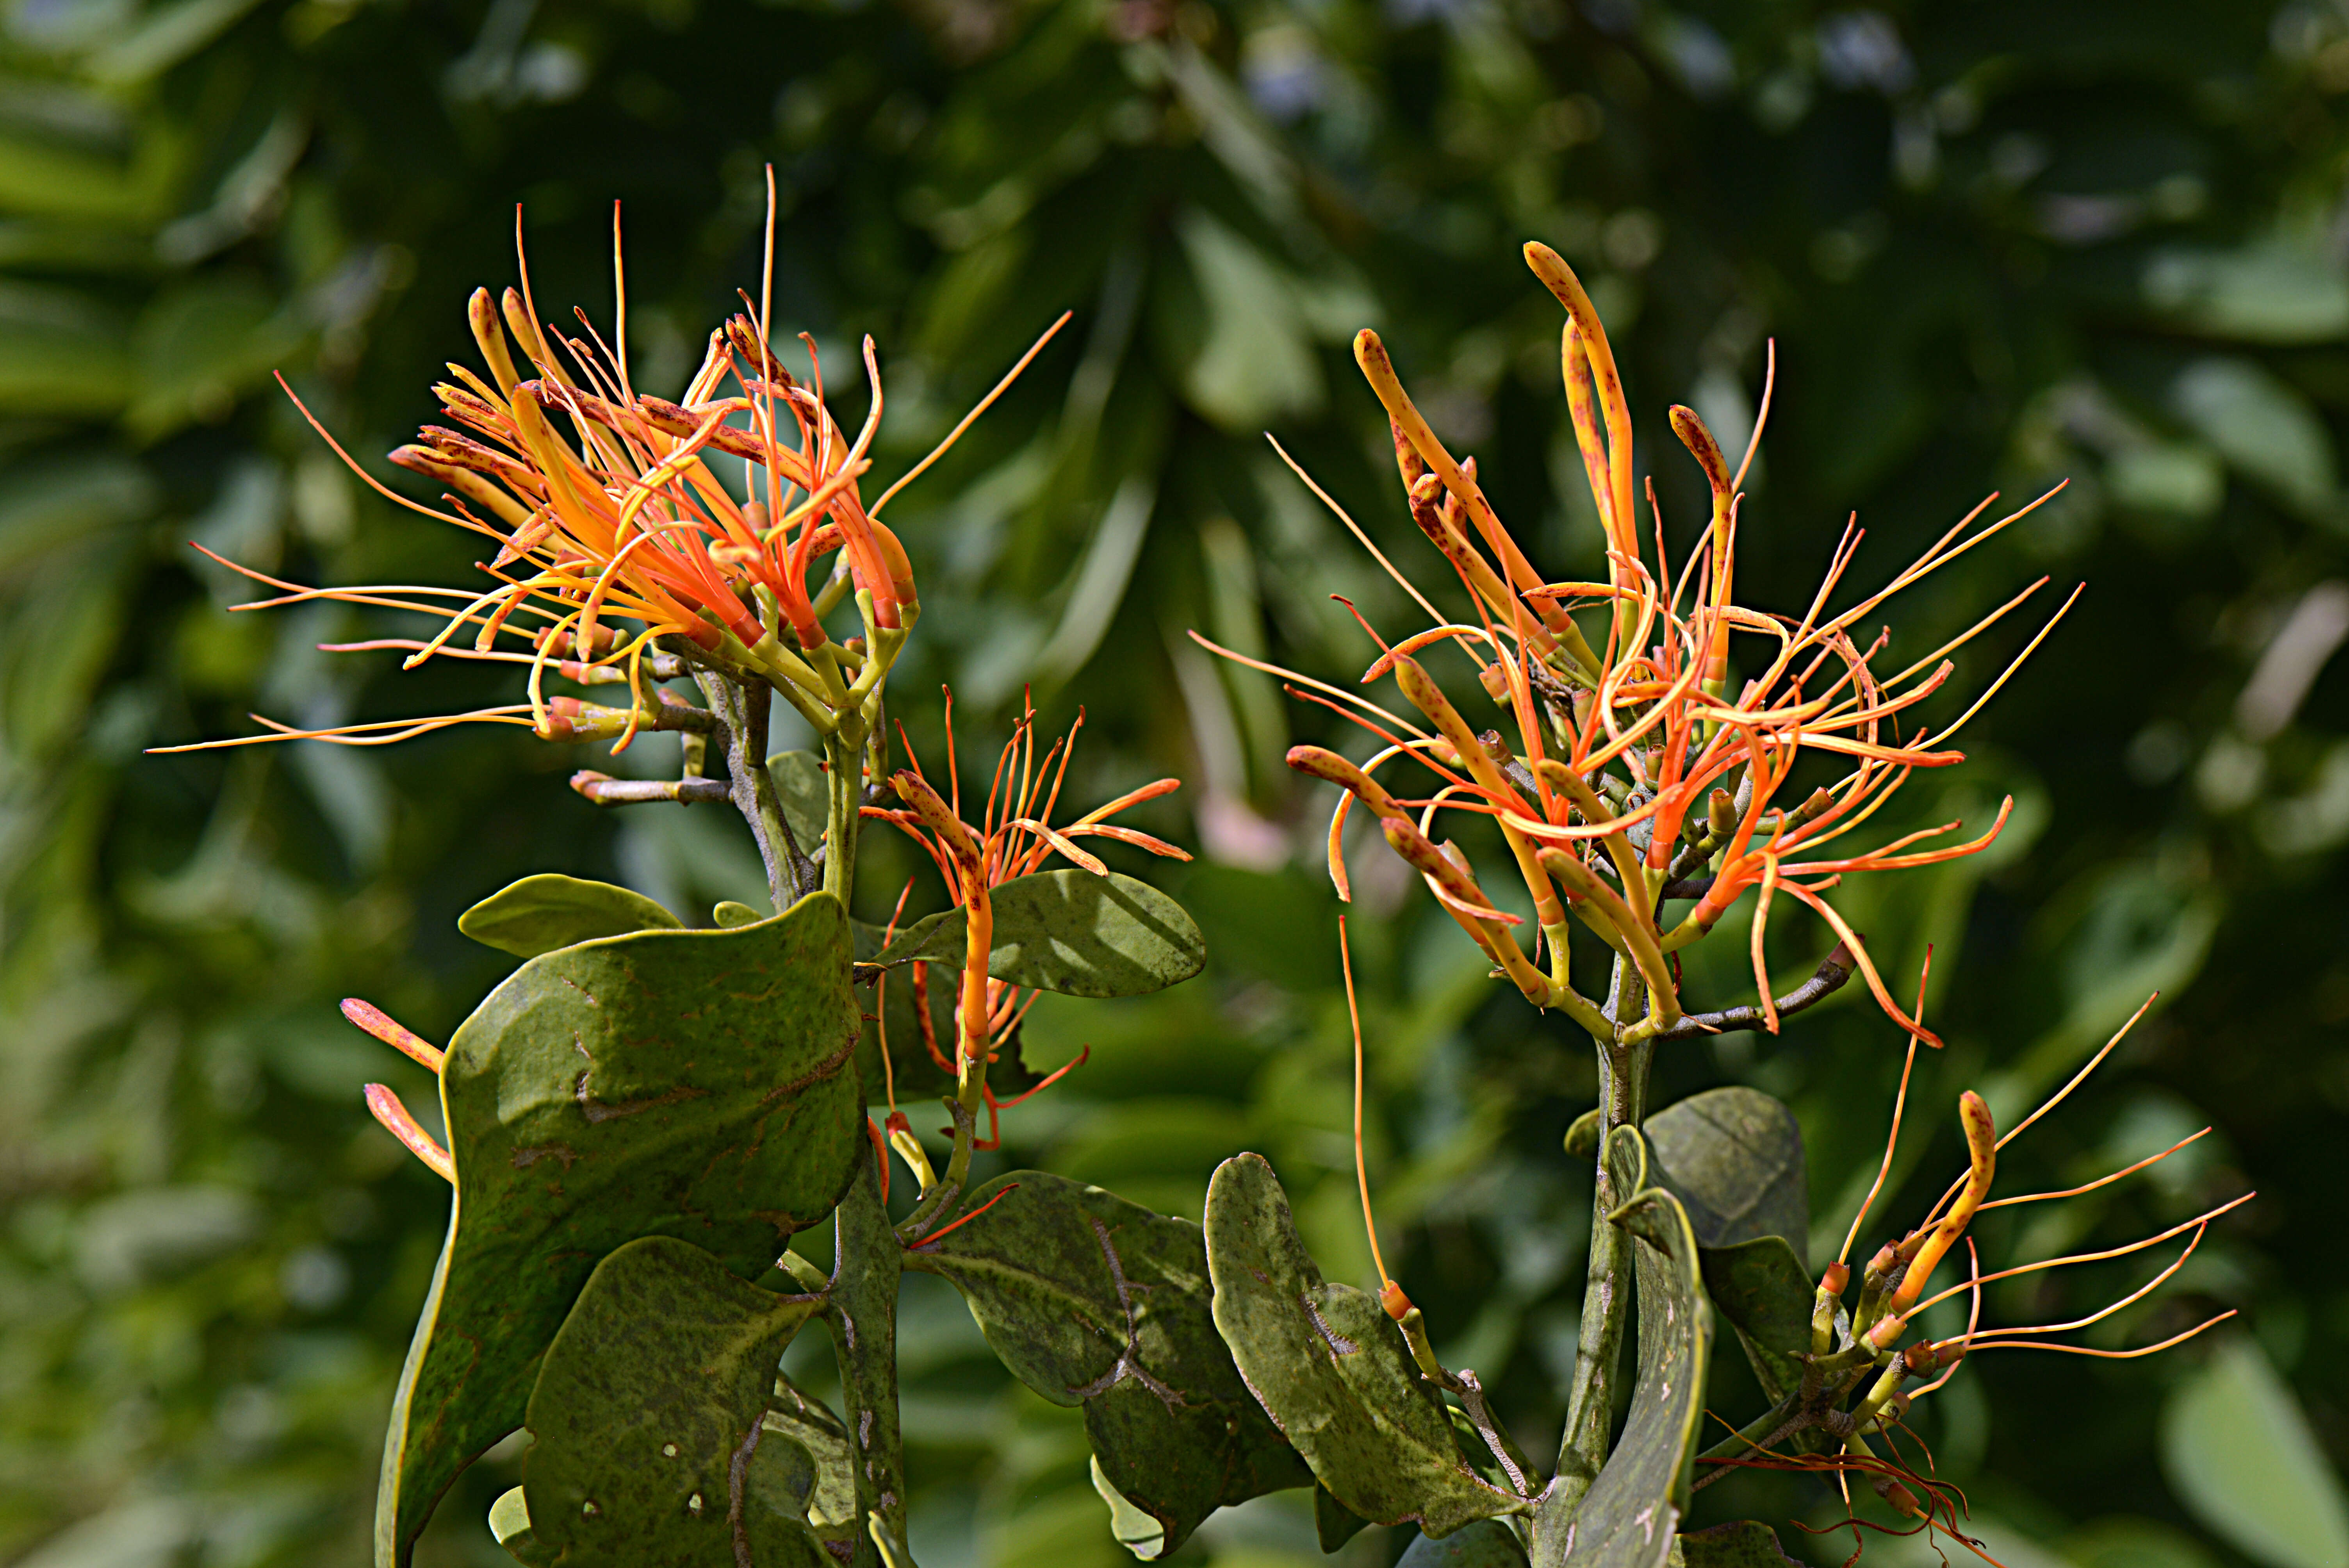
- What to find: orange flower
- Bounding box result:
[1213,240,2077,1047]
[867,694,1188,1147]
[159,180,1065,761]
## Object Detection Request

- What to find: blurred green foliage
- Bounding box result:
[6,1,2349,1565]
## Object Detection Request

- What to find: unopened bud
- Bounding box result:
[1707,787,1737,838]
[1874,1475,1926,1520]
[1478,729,1513,763]
[1864,1313,1908,1352]
[1477,662,1510,702]
[538,622,618,657]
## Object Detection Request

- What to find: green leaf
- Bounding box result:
[1317,1483,1374,1552]
[2160,1339,2349,1568]
[1645,1088,1808,1267]
[1399,1520,1531,1566]
[765,1379,861,1559]
[458,873,684,959]
[1203,1153,1526,1538]
[1695,1237,1814,1408]
[765,750,830,855]
[850,918,959,1105]
[1091,1456,1169,1561]
[519,1236,826,1567]
[1538,1131,1710,1568]
[1677,1521,1802,1566]
[871,869,1206,998]
[714,901,765,928]
[378,892,866,1566]
[487,1487,552,1566]
[912,1170,1310,1556]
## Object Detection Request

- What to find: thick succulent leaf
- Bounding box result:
[1644,1088,1808,1267]
[520,1236,827,1567]
[1695,1236,1814,1407]
[1677,1521,1803,1566]
[1399,1520,1532,1565]
[870,870,1206,997]
[764,750,830,855]
[458,873,684,959]
[378,893,865,1567]
[1203,1153,1526,1537]
[1540,1133,1710,1568]
[913,1170,1309,1554]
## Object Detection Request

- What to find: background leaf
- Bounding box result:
[2160,1339,2349,1568]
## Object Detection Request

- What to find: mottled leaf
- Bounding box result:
[1677,1521,1802,1567]
[912,1170,1309,1555]
[379,893,865,1566]
[458,873,683,959]
[1537,1131,1709,1568]
[870,869,1206,998]
[1645,1088,1807,1267]
[520,1236,826,1567]
[1399,1520,1531,1566]
[1203,1153,1526,1538]
[1695,1237,1813,1407]
[765,1377,859,1560]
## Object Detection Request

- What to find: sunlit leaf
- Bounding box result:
[1203,1153,1526,1538]
[871,869,1205,998]
[378,892,864,1565]
[457,873,685,959]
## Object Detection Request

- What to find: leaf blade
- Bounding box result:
[457,873,683,959]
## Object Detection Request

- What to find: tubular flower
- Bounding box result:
[866,694,1189,1148]
[155,188,1066,759]
[1211,241,2078,1048]
[1695,999,2247,1536]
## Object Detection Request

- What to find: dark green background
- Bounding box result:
[4,1,2345,1565]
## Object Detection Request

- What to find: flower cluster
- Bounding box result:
[867,695,1187,1153]
[1223,242,2073,1048]
[161,195,1063,759]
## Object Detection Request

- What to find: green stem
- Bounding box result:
[822,725,863,905]
[1535,957,1650,1548]
[829,1160,909,1567]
